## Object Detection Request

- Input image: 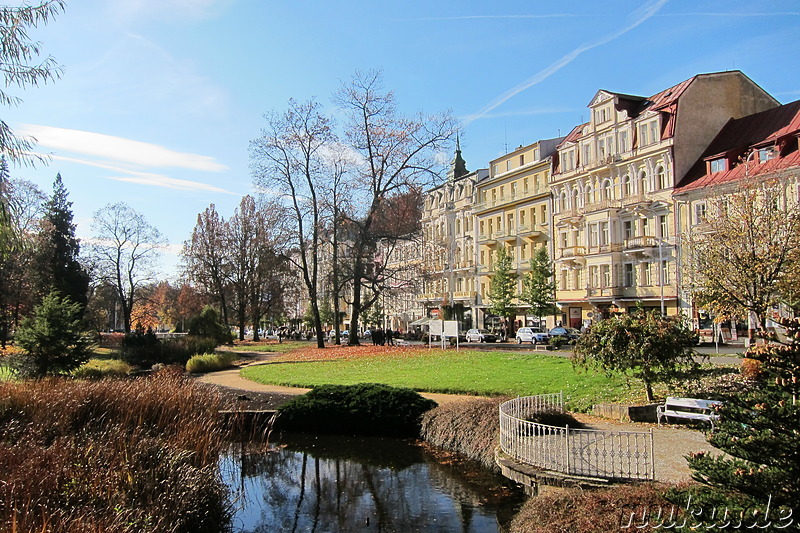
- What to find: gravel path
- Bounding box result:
[198,347,725,483]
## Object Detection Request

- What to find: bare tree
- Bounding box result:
[683,177,800,338]
[334,69,456,344]
[89,203,165,333]
[250,99,337,348]
[183,204,232,326]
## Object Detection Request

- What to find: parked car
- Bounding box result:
[515,327,550,345]
[465,328,498,343]
[549,327,581,343]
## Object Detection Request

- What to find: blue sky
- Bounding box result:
[5,0,800,278]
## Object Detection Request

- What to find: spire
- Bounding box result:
[448,134,468,181]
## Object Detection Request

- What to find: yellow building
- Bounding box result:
[474,138,563,329]
[551,71,777,328]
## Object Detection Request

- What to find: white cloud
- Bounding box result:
[21,124,227,172]
[464,0,668,125]
[45,154,237,195]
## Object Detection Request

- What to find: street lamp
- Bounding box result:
[658,238,665,316]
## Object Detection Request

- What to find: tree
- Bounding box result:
[183,204,232,327]
[685,316,800,522]
[89,203,165,333]
[572,309,699,402]
[334,69,456,345]
[250,98,336,348]
[520,245,557,326]
[0,1,65,166]
[14,292,91,377]
[34,173,90,308]
[488,245,517,334]
[683,179,800,338]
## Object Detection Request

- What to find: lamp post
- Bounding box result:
[658,238,665,316]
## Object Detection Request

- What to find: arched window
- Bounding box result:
[570,187,579,209]
[622,175,632,197]
[559,191,567,213]
[638,170,648,194]
[602,179,613,200]
[656,166,666,190]
[586,185,595,206]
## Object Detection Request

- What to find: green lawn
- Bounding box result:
[241,349,638,412]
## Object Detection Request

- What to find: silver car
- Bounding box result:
[515,327,550,345]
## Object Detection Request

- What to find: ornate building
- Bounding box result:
[550,71,777,328]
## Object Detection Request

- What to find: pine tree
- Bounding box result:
[0,157,13,258]
[488,245,518,332]
[520,246,557,325]
[686,316,800,518]
[35,173,90,308]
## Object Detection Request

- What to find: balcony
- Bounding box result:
[416,292,447,302]
[557,246,587,266]
[580,197,622,214]
[623,236,661,257]
[453,291,477,301]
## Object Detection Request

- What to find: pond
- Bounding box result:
[219,433,525,533]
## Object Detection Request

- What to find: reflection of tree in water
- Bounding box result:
[221,434,524,532]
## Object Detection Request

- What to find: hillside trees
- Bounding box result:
[488,245,517,335]
[89,203,165,333]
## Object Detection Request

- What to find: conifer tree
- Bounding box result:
[520,246,557,326]
[488,245,517,334]
[686,316,800,516]
[35,173,90,308]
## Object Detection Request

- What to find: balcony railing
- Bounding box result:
[623,236,657,250]
[558,246,587,259]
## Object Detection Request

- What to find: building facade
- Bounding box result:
[549,71,777,328]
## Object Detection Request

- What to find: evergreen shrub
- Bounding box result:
[277,383,437,437]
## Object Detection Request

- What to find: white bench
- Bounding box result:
[657,397,723,430]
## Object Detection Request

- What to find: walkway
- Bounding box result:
[198,347,725,483]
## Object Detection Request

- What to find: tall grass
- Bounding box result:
[0,369,231,533]
[185,351,237,373]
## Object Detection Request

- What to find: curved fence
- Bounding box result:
[499,393,655,481]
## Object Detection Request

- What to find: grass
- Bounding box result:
[226,340,307,353]
[73,358,132,379]
[186,351,238,373]
[241,346,636,412]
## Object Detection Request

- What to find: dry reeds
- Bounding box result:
[0,369,231,533]
[419,397,505,470]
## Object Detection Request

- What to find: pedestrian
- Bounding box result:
[386,327,394,346]
[375,327,385,346]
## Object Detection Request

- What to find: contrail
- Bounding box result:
[463,0,669,125]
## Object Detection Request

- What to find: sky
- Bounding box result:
[5,0,800,279]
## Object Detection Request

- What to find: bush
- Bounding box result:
[526,408,586,428]
[740,357,763,380]
[185,352,237,374]
[277,383,437,437]
[122,333,218,369]
[419,397,503,470]
[187,307,233,345]
[73,358,132,379]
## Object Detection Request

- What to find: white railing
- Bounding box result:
[499,393,655,481]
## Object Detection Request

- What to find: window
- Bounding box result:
[601,265,611,287]
[661,260,670,284]
[540,205,547,225]
[507,214,513,231]
[523,177,529,192]
[586,185,595,205]
[710,158,726,173]
[582,144,591,165]
[642,263,652,286]
[590,265,600,287]
[758,147,776,162]
[560,270,568,291]
[602,180,613,200]
[456,219,461,235]
[619,130,629,152]
[589,224,599,247]
[560,232,569,249]
[506,160,511,172]
[519,154,525,166]
[638,170,648,193]
[519,210,526,227]
[624,220,634,240]
[659,215,668,238]
[479,220,485,236]
[530,208,536,226]
[480,250,485,265]
[656,166,666,190]
[598,138,606,159]
[600,222,609,246]
[641,217,650,237]
[624,263,636,287]
[694,203,707,225]
[623,175,632,196]
[533,147,540,161]
[649,121,659,144]
[521,243,527,260]
[638,123,649,146]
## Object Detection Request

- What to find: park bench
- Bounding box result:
[657,397,723,430]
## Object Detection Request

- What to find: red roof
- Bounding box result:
[674,99,800,194]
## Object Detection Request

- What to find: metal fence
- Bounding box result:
[499,393,655,481]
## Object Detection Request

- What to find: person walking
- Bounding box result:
[386,327,394,346]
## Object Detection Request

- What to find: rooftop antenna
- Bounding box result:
[504,121,508,154]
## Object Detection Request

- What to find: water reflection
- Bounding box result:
[220,433,524,533]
